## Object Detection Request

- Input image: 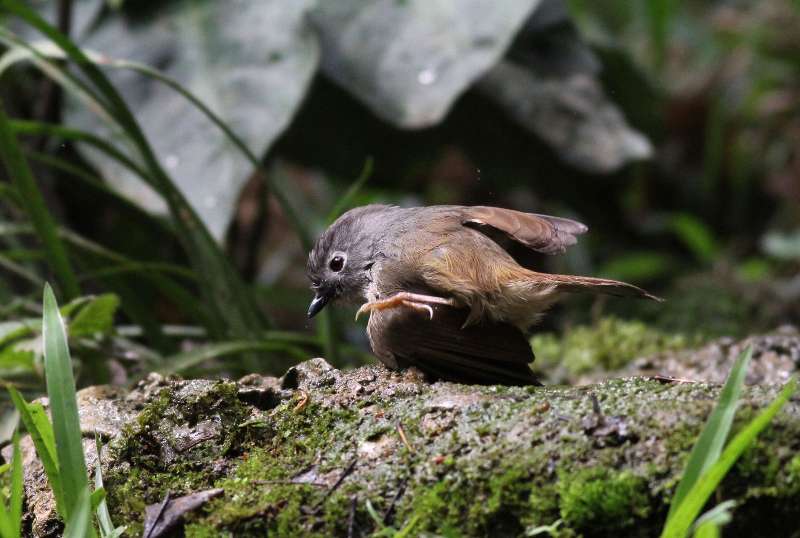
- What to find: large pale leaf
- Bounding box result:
[478,61,652,173]
[65,0,319,239]
[310,0,541,128]
[477,0,652,173]
[18,0,104,42]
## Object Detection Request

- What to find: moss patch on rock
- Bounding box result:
[16,344,800,537]
[557,468,650,531]
[531,316,697,378]
[75,361,800,538]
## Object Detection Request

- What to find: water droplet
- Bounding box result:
[417,67,437,86]
[165,154,180,169]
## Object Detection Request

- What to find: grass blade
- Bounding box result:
[10,119,151,182]
[158,341,307,376]
[326,157,374,224]
[94,437,112,535]
[94,436,125,538]
[0,98,80,299]
[9,430,22,538]
[105,58,314,251]
[692,500,735,538]
[661,377,797,538]
[6,386,65,516]
[0,477,13,538]
[0,430,21,538]
[42,283,90,518]
[4,1,266,338]
[62,488,91,538]
[24,149,171,235]
[0,222,212,337]
[666,346,752,518]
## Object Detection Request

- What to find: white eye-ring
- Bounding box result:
[329,252,346,272]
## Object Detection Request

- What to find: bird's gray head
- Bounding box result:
[306,205,390,318]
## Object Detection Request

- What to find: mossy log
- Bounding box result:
[13,332,800,537]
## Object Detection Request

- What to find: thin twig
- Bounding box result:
[310,456,358,514]
[347,495,358,538]
[396,423,414,452]
[252,479,327,488]
[382,477,408,526]
[143,491,171,538]
[649,374,698,385]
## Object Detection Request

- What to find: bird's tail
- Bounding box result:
[532,272,663,302]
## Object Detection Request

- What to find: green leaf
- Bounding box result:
[0,430,22,538]
[326,157,374,224]
[692,500,735,538]
[53,4,317,247]
[89,488,106,512]
[526,519,563,537]
[644,0,676,69]
[9,430,22,538]
[661,377,797,538]
[666,346,752,519]
[0,321,36,348]
[0,97,80,299]
[668,213,718,263]
[0,471,12,538]
[0,348,35,378]
[394,515,421,538]
[62,488,91,538]
[694,520,720,538]
[42,284,91,519]
[9,120,150,182]
[0,409,19,447]
[94,436,126,538]
[598,251,674,282]
[68,294,120,338]
[6,386,65,517]
[59,296,95,319]
[4,1,266,340]
[364,499,386,530]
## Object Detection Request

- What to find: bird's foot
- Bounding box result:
[355,292,454,321]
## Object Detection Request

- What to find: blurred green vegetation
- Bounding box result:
[0,0,798,405]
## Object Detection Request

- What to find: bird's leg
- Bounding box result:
[355,292,454,321]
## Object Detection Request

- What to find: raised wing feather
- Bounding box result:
[462,206,588,255]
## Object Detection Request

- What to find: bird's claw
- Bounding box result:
[355,292,453,321]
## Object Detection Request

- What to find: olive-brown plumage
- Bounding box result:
[307,204,660,385]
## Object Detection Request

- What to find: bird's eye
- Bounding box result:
[329,255,345,272]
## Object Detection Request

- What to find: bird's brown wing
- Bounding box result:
[461,206,588,255]
[367,304,540,386]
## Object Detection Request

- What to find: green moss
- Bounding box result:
[184,524,229,537]
[185,400,361,536]
[405,479,470,535]
[531,316,696,375]
[526,483,560,528]
[104,380,262,535]
[558,468,650,531]
[135,387,171,429]
[95,366,800,537]
[785,454,800,494]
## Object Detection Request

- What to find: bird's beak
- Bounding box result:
[307,288,333,318]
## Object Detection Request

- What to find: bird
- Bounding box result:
[306,204,660,385]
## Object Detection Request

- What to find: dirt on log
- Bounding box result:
[11,331,800,537]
